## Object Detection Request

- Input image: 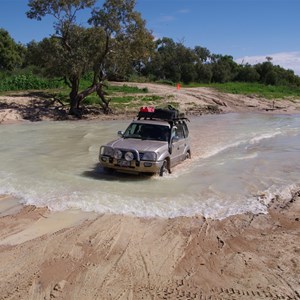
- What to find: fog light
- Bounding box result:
[114,149,122,159]
[101,157,108,162]
[144,162,153,167]
[125,151,134,161]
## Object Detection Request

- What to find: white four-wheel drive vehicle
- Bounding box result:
[99,107,191,176]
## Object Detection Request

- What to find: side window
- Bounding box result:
[136,124,144,135]
[176,124,185,140]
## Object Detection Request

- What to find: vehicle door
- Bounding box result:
[170,124,187,166]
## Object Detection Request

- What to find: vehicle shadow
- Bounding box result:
[81,163,152,182]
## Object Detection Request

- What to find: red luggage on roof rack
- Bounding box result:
[140,106,155,113]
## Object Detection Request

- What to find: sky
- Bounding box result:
[1,0,300,75]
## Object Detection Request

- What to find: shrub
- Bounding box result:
[0,74,62,91]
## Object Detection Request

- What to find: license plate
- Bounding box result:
[118,160,130,167]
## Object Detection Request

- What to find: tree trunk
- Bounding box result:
[69,70,112,118]
[69,78,80,116]
[69,80,112,116]
[96,84,112,114]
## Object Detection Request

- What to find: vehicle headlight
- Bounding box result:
[114,149,123,159]
[100,146,114,157]
[124,151,134,161]
[141,152,157,161]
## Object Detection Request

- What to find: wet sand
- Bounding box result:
[1,84,300,299]
[0,193,299,299]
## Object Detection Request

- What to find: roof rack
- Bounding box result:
[137,106,188,122]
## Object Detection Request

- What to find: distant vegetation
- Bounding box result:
[141,38,300,88]
[0,73,62,91]
[0,0,300,116]
[183,82,300,99]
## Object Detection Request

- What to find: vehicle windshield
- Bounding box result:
[123,123,170,141]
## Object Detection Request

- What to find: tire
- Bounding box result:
[159,159,169,177]
[185,151,191,160]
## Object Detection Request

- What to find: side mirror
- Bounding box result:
[118,131,124,137]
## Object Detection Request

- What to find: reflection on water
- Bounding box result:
[0,113,300,219]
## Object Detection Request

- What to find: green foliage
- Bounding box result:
[26,0,153,114]
[105,84,148,94]
[128,74,149,83]
[82,95,100,105]
[142,37,300,87]
[0,73,62,91]
[140,95,162,102]
[235,65,260,82]
[0,28,25,71]
[211,55,239,83]
[155,79,175,86]
[193,82,300,99]
[195,63,212,83]
[143,38,197,83]
[110,96,135,103]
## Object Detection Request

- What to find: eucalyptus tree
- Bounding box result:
[235,64,260,83]
[26,0,153,115]
[211,54,239,83]
[89,0,153,81]
[0,28,25,71]
[194,46,211,63]
[145,37,181,82]
[143,37,198,83]
[193,46,212,83]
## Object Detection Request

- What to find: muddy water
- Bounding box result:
[0,113,300,219]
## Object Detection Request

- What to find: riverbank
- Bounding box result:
[0,191,299,299]
[0,84,300,299]
[1,82,300,124]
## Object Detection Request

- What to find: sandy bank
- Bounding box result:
[1,83,300,124]
[0,192,299,299]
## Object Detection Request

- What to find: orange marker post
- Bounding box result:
[177,83,181,90]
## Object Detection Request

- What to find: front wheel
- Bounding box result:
[185,151,191,160]
[159,159,170,177]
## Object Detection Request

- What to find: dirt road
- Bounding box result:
[111,82,300,114]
